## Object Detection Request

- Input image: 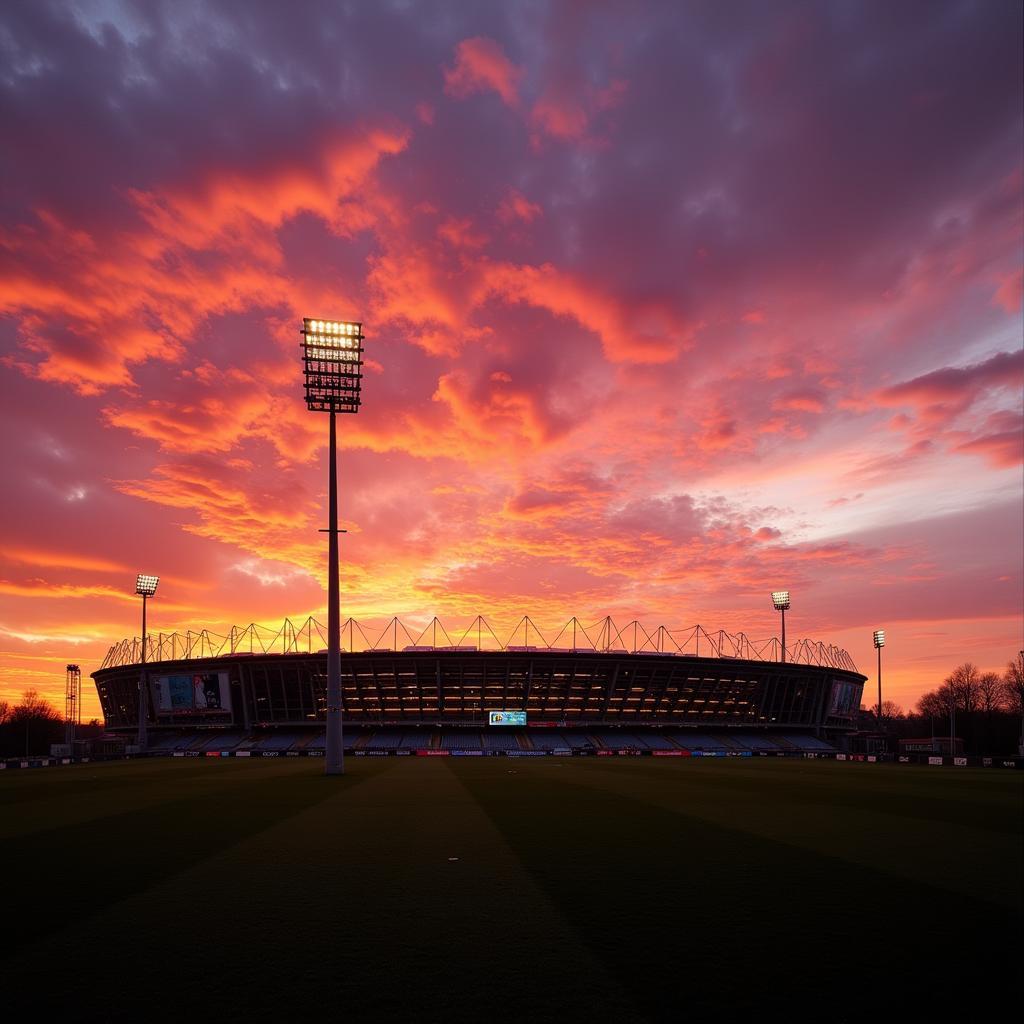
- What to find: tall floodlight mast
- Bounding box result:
[873,629,886,730]
[135,574,159,751]
[300,317,364,776]
[771,591,790,663]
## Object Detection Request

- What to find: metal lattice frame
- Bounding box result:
[98,615,858,673]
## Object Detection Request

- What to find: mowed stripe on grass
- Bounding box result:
[1,757,1020,1022]
[2,758,641,1022]
[454,757,1021,1020]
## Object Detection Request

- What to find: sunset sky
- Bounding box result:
[1,0,1021,721]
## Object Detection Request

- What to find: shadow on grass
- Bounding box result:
[456,764,1019,1022]
[0,762,373,953]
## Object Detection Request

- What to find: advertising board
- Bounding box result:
[489,710,527,726]
[152,672,231,716]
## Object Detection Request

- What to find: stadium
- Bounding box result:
[92,615,866,757]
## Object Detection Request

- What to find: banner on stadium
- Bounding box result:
[489,711,527,727]
[928,756,943,765]
[152,671,231,716]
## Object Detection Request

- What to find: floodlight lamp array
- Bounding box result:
[300,317,364,413]
[873,629,885,648]
[136,574,159,596]
[771,590,790,611]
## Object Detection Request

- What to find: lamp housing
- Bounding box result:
[873,629,885,648]
[135,574,159,597]
[771,590,791,611]
[301,317,364,413]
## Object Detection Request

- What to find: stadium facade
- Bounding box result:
[92,617,866,755]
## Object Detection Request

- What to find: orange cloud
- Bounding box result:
[531,92,589,140]
[443,37,522,107]
[497,189,542,224]
[479,261,694,363]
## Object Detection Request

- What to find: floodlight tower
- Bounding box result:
[873,630,885,729]
[300,317,364,776]
[65,664,81,746]
[135,574,159,752]
[771,591,790,663]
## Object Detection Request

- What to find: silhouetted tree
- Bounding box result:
[0,690,63,757]
[945,663,982,715]
[1001,653,1024,717]
[1002,653,1024,754]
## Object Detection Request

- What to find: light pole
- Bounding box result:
[135,574,159,752]
[873,629,885,733]
[771,591,790,663]
[301,317,364,776]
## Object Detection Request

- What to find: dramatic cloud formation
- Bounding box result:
[0,0,1021,717]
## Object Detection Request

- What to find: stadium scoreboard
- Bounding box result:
[488,711,527,726]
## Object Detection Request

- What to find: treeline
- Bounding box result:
[0,691,103,757]
[871,656,1024,755]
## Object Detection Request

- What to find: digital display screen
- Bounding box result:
[153,672,231,715]
[489,710,527,726]
[828,680,859,717]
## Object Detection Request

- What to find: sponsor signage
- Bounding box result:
[505,750,548,757]
[415,749,450,756]
[652,750,683,757]
[928,756,943,765]
[451,750,484,756]
[953,757,967,767]
[489,711,527,727]
[152,671,232,716]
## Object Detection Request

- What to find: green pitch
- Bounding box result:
[1,757,1020,1021]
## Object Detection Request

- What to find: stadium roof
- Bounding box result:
[99,614,859,673]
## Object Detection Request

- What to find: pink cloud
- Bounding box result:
[443,37,522,107]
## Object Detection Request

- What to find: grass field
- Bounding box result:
[1,757,1020,1022]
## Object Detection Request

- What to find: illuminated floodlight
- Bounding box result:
[300,315,366,777]
[300,317,364,413]
[135,574,159,597]
[771,590,790,611]
[873,629,885,649]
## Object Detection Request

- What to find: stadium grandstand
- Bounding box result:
[92,615,866,756]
